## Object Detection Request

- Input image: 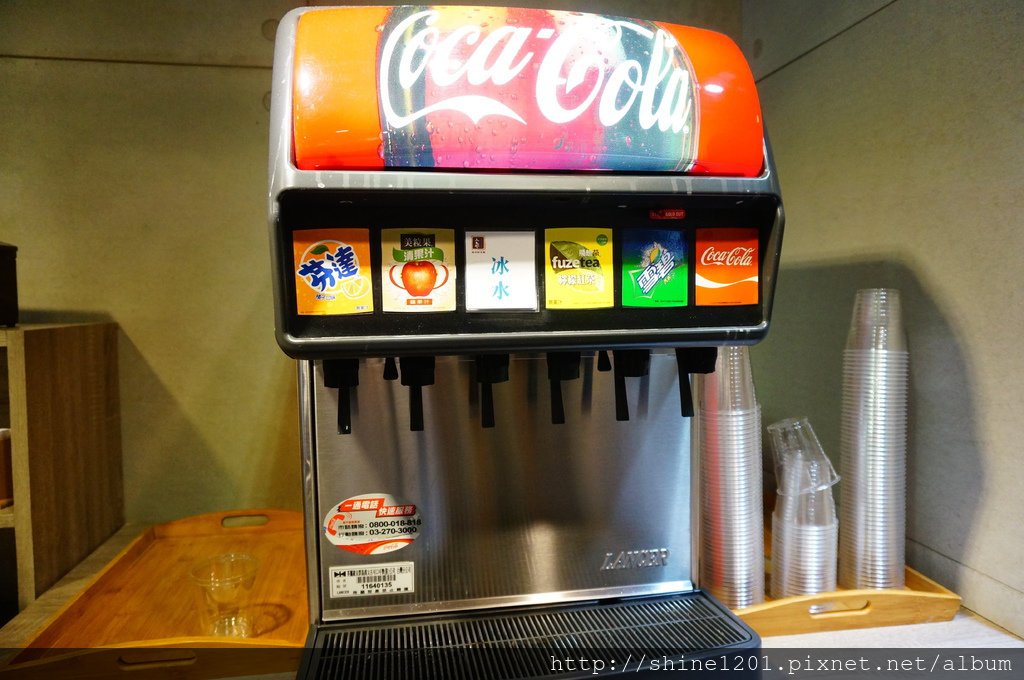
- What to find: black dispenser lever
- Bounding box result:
[322,359,360,435]
[399,356,435,432]
[674,348,718,418]
[475,354,510,429]
[383,357,399,381]
[612,350,651,421]
[545,352,581,425]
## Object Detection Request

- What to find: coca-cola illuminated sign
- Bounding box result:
[700,246,756,268]
[291,6,765,175]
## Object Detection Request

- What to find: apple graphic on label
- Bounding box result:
[401,261,440,297]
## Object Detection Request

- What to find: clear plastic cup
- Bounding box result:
[838,289,908,590]
[768,418,839,599]
[695,346,764,608]
[190,552,259,637]
[694,346,758,413]
[846,288,906,352]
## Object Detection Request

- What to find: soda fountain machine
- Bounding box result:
[268,6,783,678]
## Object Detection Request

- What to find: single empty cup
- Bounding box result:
[190,552,259,637]
[846,288,906,352]
[694,345,758,413]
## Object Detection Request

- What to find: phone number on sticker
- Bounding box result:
[369,519,422,529]
[373,527,419,536]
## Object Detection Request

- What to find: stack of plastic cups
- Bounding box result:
[838,288,909,589]
[694,346,764,608]
[768,417,839,599]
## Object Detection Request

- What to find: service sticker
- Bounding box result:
[323,493,421,555]
[329,562,414,598]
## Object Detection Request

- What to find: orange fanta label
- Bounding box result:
[695,228,759,306]
[293,228,374,315]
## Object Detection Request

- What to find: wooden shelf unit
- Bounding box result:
[0,322,124,609]
[0,507,13,530]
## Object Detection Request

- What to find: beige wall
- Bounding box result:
[0,1,304,522]
[0,0,741,523]
[742,0,1024,634]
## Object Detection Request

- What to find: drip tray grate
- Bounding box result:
[301,592,757,679]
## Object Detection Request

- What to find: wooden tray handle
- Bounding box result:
[808,598,872,618]
[152,508,303,539]
[2,641,302,679]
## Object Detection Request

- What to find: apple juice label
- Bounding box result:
[465,231,538,311]
[544,228,614,309]
[293,228,374,315]
[381,228,456,312]
[621,229,687,307]
[695,227,759,306]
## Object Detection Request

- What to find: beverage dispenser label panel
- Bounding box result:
[382,228,456,312]
[465,231,538,311]
[293,228,374,315]
[695,228,759,306]
[621,229,688,307]
[545,228,614,309]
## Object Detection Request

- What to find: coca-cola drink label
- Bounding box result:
[695,228,759,306]
[290,6,765,176]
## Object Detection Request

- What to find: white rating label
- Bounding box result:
[329,562,414,598]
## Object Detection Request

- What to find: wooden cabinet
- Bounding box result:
[0,322,123,609]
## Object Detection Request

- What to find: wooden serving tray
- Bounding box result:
[3,509,308,679]
[735,534,960,637]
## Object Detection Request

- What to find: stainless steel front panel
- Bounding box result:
[306,352,694,622]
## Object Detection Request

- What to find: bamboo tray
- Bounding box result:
[2,509,308,679]
[734,527,961,637]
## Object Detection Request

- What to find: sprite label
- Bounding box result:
[621,229,687,307]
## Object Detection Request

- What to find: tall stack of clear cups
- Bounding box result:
[768,417,839,599]
[694,346,764,608]
[838,288,909,589]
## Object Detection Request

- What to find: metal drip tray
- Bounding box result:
[300,592,758,679]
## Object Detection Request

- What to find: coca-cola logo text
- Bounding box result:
[379,9,697,134]
[700,246,755,267]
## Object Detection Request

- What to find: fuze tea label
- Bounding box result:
[695,227,759,306]
[382,228,455,312]
[293,228,373,315]
[621,229,687,307]
[545,228,613,309]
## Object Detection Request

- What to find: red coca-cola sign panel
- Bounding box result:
[291,6,764,176]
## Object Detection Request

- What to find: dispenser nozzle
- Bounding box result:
[612,350,651,422]
[322,359,360,435]
[399,356,435,432]
[383,357,398,381]
[545,352,581,425]
[674,348,718,418]
[475,354,510,429]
